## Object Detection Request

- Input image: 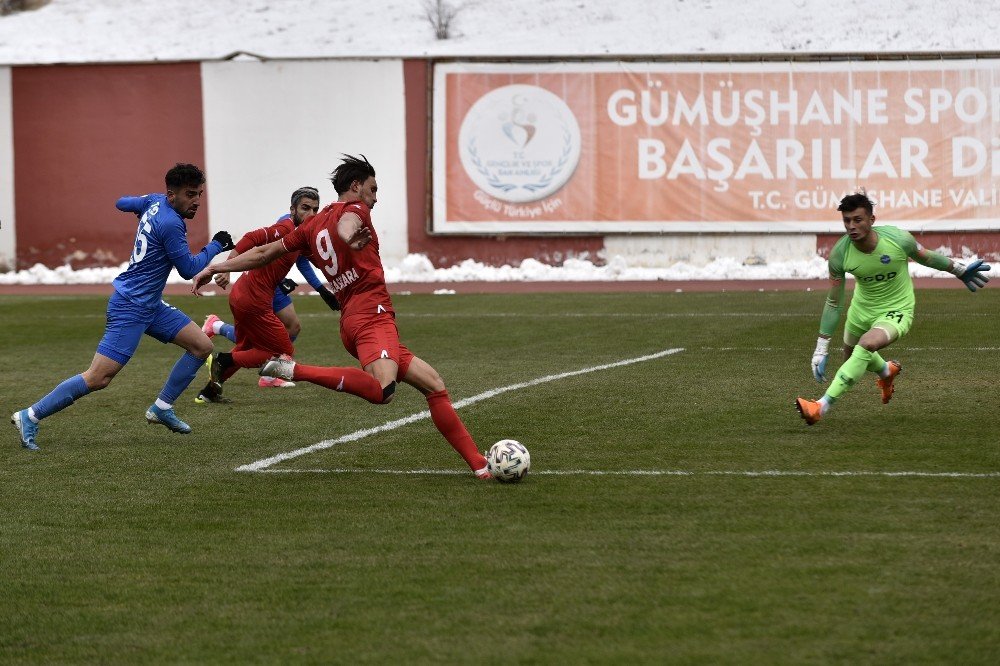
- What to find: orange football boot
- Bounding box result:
[876,360,902,404]
[795,397,823,425]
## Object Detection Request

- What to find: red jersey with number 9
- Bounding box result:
[281,200,394,319]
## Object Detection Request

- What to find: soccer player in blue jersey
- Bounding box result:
[10,163,235,450]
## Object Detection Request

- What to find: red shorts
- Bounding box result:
[340,311,413,378]
[229,286,294,357]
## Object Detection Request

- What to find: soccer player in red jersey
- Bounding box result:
[191,155,491,479]
[195,186,340,404]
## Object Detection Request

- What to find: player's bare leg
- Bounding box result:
[274,303,302,341]
[402,356,490,478]
[82,353,125,391]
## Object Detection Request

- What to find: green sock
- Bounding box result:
[866,351,887,375]
[826,346,873,400]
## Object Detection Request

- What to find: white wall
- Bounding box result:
[0,67,13,271]
[603,234,819,267]
[201,59,408,270]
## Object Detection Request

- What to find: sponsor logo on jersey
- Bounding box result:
[458,84,581,204]
[860,271,898,283]
[329,267,360,293]
[880,254,891,264]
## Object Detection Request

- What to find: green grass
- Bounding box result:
[1,289,998,664]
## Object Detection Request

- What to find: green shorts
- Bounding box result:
[844,305,913,346]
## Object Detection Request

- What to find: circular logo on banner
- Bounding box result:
[458,84,581,204]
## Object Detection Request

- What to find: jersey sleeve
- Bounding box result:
[296,254,325,290]
[880,226,919,257]
[281,215,316,255]
[883,225,952,271]
[344,202,371,225]
[234,219,294,254]
[161,218,221,279]
[116,195,146,215]
[818,236,850,337]
[827,236,849,280]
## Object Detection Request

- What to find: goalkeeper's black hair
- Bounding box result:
[837,191,875,215]
[164,163,205,190]
[290,186,320,207]
[330,154,376,195]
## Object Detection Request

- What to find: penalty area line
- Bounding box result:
[257,468,1000,479]
[235,347,685,473]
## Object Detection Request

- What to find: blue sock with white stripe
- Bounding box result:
[158,352,205,405]
[221,323,236,343]
[31,374,90,421]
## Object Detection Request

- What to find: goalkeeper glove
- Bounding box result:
[950,259,991,292]
[318,285,341,311]
[212,231,235,251]
[278,278,297,295]
[811,336,830,383]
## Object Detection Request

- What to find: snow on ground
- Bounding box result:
[1,0,998,65]
[1,252,994,285]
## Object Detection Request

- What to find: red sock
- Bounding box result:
[231,348,273,369]
[426,390,487,471]
[293,364,385,404]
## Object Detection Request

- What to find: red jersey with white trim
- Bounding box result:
[282,201,393,319]
[231,216,298,303]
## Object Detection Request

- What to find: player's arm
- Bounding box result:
[811,244,847,383]
[337,212,373,250]
[161,220,232,280]
[905,232,991,292]
[212,249,239,289]
[192,240,289,295]
[116,195,146,215]
[212,223,279,289]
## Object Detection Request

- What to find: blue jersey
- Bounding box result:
[112,194,223,309]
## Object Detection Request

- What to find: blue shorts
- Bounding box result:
[96,291,192,365]
[272,286,293,313]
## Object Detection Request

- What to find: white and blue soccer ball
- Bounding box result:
[487,439,531,482]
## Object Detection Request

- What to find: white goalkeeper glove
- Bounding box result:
[811,336,830,383]
[950,259,991,292]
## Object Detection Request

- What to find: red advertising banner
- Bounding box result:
[432,61,1000,234]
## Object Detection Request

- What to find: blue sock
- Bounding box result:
[158,352,205,405]
[31,374,90,420]
[221,324,236,343]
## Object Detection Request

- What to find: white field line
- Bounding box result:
[257,468,1000,478]
[235,348,685,473]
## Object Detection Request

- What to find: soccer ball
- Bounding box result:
[487,439,531,482]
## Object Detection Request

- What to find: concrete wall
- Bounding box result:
[0,66,13,270]
[12,63,207,268]
[201,59,408,265]
[1,57,998,273]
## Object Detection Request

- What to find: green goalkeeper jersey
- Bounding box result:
[828,225,919,317]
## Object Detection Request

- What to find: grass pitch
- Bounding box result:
[1,289,998,663]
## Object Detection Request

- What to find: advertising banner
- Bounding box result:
[433,60,1000,233]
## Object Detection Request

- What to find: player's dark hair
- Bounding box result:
[837,192,875,215]
[330,154,375,195]
[291,186,320,207]
[164,163,205,190]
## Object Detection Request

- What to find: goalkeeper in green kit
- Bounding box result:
[796,191,991,425]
